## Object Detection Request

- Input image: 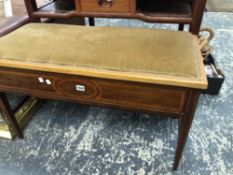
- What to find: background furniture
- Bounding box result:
[0,16,42,140]
[1,0,13,17]
[0,16,29,139]
[24,0,207,34]
[0,95,42,139]
[0,0,28,20]
[0,15,29,36]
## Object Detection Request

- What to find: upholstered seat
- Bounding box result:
[0,23,207,89]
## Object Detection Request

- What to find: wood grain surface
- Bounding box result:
[0,67,189,116]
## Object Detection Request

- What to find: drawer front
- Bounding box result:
[0,69,56,94]
[55,76,188,114]
[80,0,130,13]
[0,68,188,114]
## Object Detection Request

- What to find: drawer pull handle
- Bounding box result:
[38,77,52,85]
[45,79,52,85]
[98,0,113,8]
[38,77,44,83]
[76,85,85,92]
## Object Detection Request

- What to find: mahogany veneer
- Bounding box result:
[0,67,189,116]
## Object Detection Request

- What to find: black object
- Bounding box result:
[202,54,225,95]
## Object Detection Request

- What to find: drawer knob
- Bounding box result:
[38,77,44,83]
[38,77,52,85]
[45,79,52,85]
[98,0,113,7]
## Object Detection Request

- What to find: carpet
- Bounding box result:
[206,0,233,12]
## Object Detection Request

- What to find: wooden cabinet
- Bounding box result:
[25,0,207,34]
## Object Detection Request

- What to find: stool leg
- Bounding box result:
[0,92,23,138]
[173,90,200,170]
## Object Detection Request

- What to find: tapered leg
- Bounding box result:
[0,92,23,138]
[173,90,200,170]
[189,0,207,34]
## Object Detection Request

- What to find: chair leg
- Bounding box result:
[173,90,200,170]
[178,24,184,31]
[88,17,95,26]
[189,0,207,34]
[0,92,23,138]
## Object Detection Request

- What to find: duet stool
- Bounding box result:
[0,23,207,169]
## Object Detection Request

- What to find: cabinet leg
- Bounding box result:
[0,92,23,138]
[173,90,200,170]
[88,17,95,26]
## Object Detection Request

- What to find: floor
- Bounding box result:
[0,0,5,20]
[0,12,233,175]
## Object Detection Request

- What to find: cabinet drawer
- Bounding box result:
[55,76,188,114]
[80,0,130,13]
[0,68,188,114]
[0,69,56,94]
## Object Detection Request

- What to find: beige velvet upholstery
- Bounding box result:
[0,23,207,89]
